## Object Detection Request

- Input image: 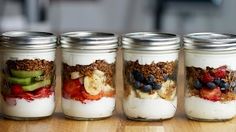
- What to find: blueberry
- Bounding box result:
[152,82,162,90]
[220,82,230,89]
[207,82,216,89]
[146,75,155,84]
[143,85,152,92]
[134,81,142,89]
[193,80,202,89]
[214,78,221,85]
[132,70,144,82]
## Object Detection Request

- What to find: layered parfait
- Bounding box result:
[123,60,178,120]
[62,60,115,119]
[1,59,55,118]
[185,65,236,120]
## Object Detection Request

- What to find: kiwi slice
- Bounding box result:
[7,77,32,85]
[11,69,43,78]
[22,79,51,91]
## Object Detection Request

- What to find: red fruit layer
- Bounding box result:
[200,87,221,102]
[201,72,214,83]
[2,85,53,102]
[214,66,227,78]
[11,84,24,95]
[62,79,115,103]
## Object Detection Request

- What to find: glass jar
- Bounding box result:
[0,31,57,120]
[122,32,180,121]
[60,32,118,120]
[184,32,236,121]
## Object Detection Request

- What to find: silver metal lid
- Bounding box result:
[60,32,118,50]
[184,32,236,51]
[122,32,180,51]
[0,31,57,49]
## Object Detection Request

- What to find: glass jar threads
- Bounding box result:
[184,32,236,121]
[122,32,180,121]
[0,31,57,120]
[60,32,118,120]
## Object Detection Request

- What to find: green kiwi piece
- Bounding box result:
[22,79,51,91]
[7,77,32,85]
[11,69,43,78]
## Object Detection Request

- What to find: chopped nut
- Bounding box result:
[6,59,54,77]
[63,60,115,86]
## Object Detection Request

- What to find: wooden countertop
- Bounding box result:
[1,49,236,132]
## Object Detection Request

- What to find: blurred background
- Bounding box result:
[0,0,235,34]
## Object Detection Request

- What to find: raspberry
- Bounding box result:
[200,87,221,101]
[201,73,214,83]
[11,84,24,95]
[214,68,226,78]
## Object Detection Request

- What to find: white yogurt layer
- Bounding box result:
[62,49,116,65]
[185,51,236,70]
[62,97,115,118]
[123,90,177,120]
[124,50,178,65]
[185,96,236,120]
[2,49,55,62]
[1,94,55,118]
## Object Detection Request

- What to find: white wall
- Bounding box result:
[49,0,154,33]
[162,0,236,34]
[1,0,236,34]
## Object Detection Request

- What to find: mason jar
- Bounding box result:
[60,32,118,120]
[122,32,180,121]
[0,31,56,120]
[184,32,236,121]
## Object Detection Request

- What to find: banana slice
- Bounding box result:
[158,80,176,100]
[71,72,81,79]
[136,90,158,99]
[94,70,106,82]
[84,74,103,95]
[94,70,105,77]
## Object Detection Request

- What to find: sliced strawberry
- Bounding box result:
[81,90,103,100]
[214,66,227,78]
[63,79,82,97]
[20,92,34,101]
[201,72,214,83]
[71,93,85,102]
[34,87,52,98]
[103,90,115,97]
[200,87,221,101]
[11,84,24,95]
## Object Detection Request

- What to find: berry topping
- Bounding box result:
[200,87,221,101]
[220,81,230,89]
[193,80,202,90]
[34,87,52,98]
[214,78,221,85]
[151,82,162,90]
[201,73,214,83]
[146,75,155,84]
[132,70,144,82]
[134,81,142,89]
[11,84,24,95]
[214,67,227,78]
[142,85,152,92]
[63,79,82,96]
[206,82,216,89]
